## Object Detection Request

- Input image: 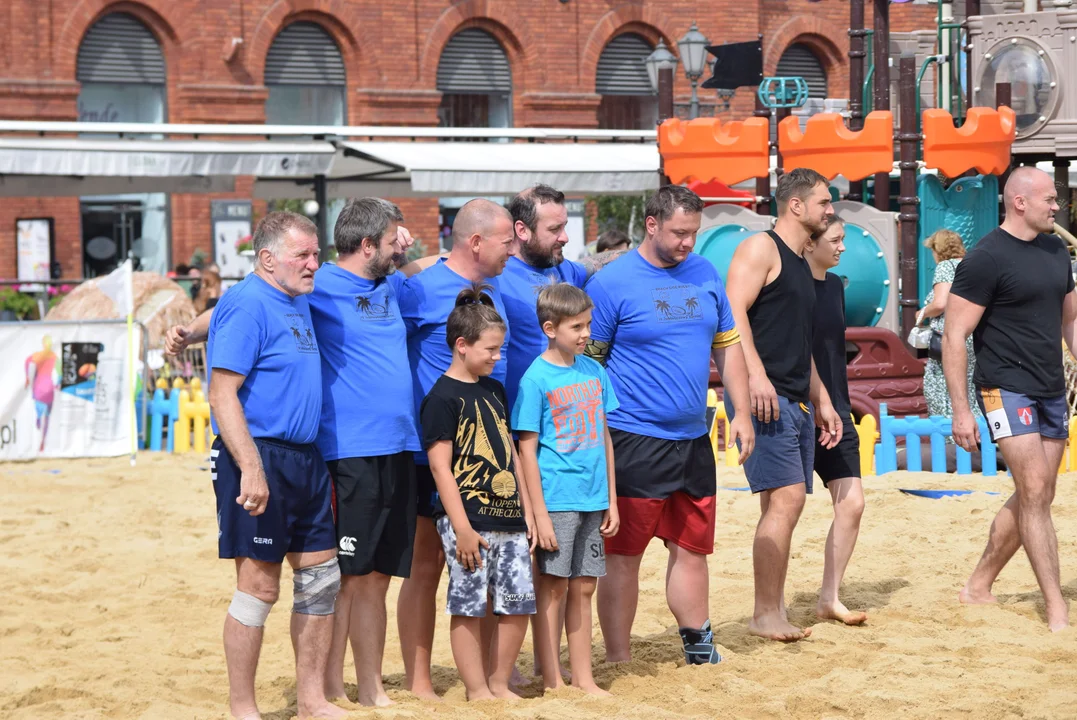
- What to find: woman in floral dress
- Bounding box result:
[916,229,981,421]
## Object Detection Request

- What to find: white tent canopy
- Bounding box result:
[253,141,661,198]
[0,137,336,196]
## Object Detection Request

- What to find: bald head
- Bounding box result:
[1002,166,1059,237]
[450,199,515,277]
[451,199,510,246]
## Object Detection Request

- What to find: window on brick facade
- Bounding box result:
[265,22,346,126]
[436,29,512,129]
[596,33,657,130]
[77,12,170,277]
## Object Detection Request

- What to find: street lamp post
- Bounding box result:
[645,39,678,107]
[677,23,709,119]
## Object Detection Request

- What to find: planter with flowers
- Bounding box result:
[0,287,39,321]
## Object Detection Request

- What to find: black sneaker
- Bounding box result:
[679,619,722,664]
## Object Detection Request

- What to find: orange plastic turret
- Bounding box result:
[778,111,894,181]
[921,107,1015,177]
[658,117,770,186]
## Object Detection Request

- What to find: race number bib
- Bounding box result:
[980,387,1012,440]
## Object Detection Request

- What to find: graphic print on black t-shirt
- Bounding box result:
[651,285,703,322]
[354,283,393,321]
[420,376,524,531]
[286,312,318,353]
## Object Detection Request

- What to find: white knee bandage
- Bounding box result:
[228,590,274,627]
[293,557,340,616]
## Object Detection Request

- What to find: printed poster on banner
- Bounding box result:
[0,321,138,460]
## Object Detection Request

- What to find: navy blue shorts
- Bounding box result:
[725,395,815,494]
[976,387,1069,442]
[211,437,336,563]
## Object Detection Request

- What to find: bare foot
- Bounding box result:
[573,682,611,697]
[232,711,261,720]
[543,677,567,691]
[1049,620,1070,633]
[489,684,522,700]
[749,614,812,642]
[357,690,394,707]
[466,688,497,702]
[296,700,348,720]
[816,600,868,626]
[958,585,998,605]
[407,686,441,702]
[603,652,631,663]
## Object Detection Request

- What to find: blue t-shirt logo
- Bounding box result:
[286,313,318,353]
[652,285,703,322]
[355,286,393,320]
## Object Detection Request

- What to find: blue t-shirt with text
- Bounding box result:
[586,249,736,440]
[511,355,618,512]
[207,273,322,445]
[308,264,420,461]
[398,260,510,464]
[500,256,588,413]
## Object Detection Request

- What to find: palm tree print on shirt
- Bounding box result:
[651,285,704,322]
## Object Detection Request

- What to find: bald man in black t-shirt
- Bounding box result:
[944,166,1077,632]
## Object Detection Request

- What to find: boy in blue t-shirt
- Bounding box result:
[511,283,619,696]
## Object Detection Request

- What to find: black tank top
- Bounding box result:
[812,273,850,416]
[746,230,815,403]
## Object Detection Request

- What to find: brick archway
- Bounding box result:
[248,0,377,87]
[581,6,678,93]
[419,1,532,92]
[766,17,845,80]
[56,0,182,82]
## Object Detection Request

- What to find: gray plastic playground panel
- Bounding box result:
[699,204,775,232]
[832,200,899,334]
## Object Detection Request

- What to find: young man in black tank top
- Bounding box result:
[725,168,843,642]
[945,167,1077,632]
[803,218,867,627]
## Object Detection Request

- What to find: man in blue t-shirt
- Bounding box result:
[501,184,631,414]
[584,185,754,667]
[205,212,343,720]
[308,198,421,707]
[395,198,515,700]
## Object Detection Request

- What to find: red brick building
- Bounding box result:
[0,0,935,279]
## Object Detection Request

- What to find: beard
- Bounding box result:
[366,249,395,280]
[518,240,562,269]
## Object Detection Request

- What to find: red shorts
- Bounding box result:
[604,492,716,556]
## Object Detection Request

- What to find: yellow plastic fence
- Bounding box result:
[707,390,879,476]
[173,377,215,454]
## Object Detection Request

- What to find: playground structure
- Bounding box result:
[664,0,1031,431]
[146,377,214,454]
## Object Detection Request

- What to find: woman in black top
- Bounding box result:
[803,217,867,626]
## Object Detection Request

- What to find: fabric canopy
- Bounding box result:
[0,137,336,196]
[254,140,661,198]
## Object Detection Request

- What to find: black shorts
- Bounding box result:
[610,428,716,500]
[814,419,861,486]
[415,463,438,519]
[327,453,417,577]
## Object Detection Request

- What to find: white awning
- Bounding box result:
[254,140,661,198]
[0,137,336,195]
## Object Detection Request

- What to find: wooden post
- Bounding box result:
[848,0,867,202]
[658,66,674,187]
[754,92,772,215]
[898,56,921,344]
[996,82,1012,224]
[873,0,891,212]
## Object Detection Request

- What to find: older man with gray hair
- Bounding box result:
[206,210,345,720]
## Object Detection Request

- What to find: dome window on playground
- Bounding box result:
[976,40,1057,138]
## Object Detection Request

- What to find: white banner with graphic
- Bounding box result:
[0,321,139,460]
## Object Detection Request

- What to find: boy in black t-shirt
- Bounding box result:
[944,166,1077,632]
[419,284,537,700]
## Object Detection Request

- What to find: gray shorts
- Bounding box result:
[537,511,606,579]
[435,516,536,617]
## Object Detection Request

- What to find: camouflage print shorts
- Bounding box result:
[435,516,536,617]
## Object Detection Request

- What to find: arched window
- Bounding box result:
[776,43,828,99]
[596,33,657,130]
[265,22,346,126]
[77,12,169,276]
[436,29,512,128]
